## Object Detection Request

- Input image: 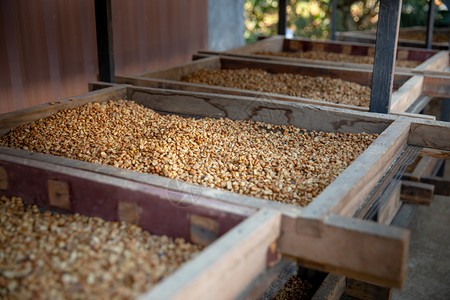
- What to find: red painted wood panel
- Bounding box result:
[0,0,208,114]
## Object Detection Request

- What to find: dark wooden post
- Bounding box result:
[331,0,337,40]
[426,0,436,49]
[369,0,403,114]
[95,0,115,83]
[278,0,287,35]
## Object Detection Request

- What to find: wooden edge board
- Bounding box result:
[422,75,450,98]
[400,181,434,206]
[115,75,438,119]
[140,209,282,300]
[419,148,450,159]
[390,76,424,113]
[304,119,410,218]
[133,56,220,79]
[0,85,127,137]
[413,50,449,73]
[0,153,255,246]
[378,184,402,225]
[407,118,450,151]
[402,175,450,196]
[411,156,444,179]
[278,213,410,288]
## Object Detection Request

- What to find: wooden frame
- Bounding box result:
[198,35,440,73]
[0,151,289,299]
[115,55,442,118]
[336,26,450,50]
[1,85,449,290]
[413,50,450,76]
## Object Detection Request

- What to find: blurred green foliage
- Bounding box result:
[244,0,449,43]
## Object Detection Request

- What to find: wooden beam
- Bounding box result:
[369,0,402,113]
[277,0,287,35]
[408,119,450,151]
[390,76,424,113]
[278,214,410,288]
[94,0,114,83]
[426,0,436,49]
[401,181,435,206]
[142,209,282,300]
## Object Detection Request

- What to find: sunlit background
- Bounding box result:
[244,0,450,43]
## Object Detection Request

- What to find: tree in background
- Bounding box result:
[245,0,449,43]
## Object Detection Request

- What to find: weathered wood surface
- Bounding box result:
[390,76,424,113]
[336,26,450,50]
[400,181,435,206]
[0,153,253,241]
[280,213,410,288]
[199,36,438,73]
[116,56,427,115]
[141,209,282,300]
[408,119,450,151]
[413,51,449,75]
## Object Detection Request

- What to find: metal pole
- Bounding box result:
[95,0,115,83]
[426,0,436,49]
[278,0,287,35]
[331,0,337,40]
[369,0,403,114]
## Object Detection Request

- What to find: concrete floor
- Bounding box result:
[392,193,450,299]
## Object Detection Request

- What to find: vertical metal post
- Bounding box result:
[369,0,402,114]
[278,0,287,35]
[95,0,115,83]
[426,0,436,49]
[331,0,337,40]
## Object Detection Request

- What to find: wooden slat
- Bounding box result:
[400,181,434,206]
[141,209,282,300]
[413,50,449,73]
[279,213,410,288]
[390,76,424,113]
[408,119,450,151]
[378,184,402,225]
[422,75,450,98]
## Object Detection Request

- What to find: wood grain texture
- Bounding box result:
[400,181,434,206]
[142,209,282,300]
[413,50,449,73]
[408,119,450,151]
[311,274,346,300]
[390,76,424,113]
[279,213,410,288]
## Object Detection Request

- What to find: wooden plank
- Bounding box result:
[311,274,346,300]
[378,184,402,225]
[419,148,450,159]
[0,152,253,239]
[345,278,392,300]
[141,209,282,300]
[401,175,450,196]
[408,119,450,151]
[369,0,402,114]
[94,0,114,82]
[279,213,410,288]
[390,76,424,113]
[400,181,434,206]
[413,51,449,73]
[422,75,450,98]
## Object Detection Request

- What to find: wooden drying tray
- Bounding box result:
[336,26,450,50]
[115,55,445,117]
[0,152,290,300]
[197,35,439,73]
[0,85,449,291]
